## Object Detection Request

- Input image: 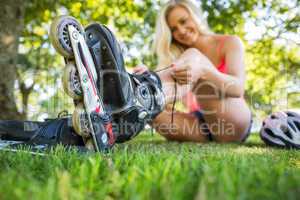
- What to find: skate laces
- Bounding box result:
[171,78,177,124]
[154,65,176,125]
[154,65,174,73]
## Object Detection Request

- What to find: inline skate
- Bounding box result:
[0,16,165,152]
[49,15,166,150]
[49,16,115,152]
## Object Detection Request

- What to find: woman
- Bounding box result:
[134,0,252,143]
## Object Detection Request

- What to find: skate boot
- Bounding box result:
[49,16,165,148]
[84,23,165,142]
[49,16,115,152]
[0,117,84,146]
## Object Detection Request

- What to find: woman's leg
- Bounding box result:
[155,48,252,143]
[152,107,209,142]
[153,58,207,141]
[152,49,211,142]
[199,99,252,143]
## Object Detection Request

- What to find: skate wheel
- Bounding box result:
[49,15,84,58]
[84,138,95,151]
[72,103,90,137]
[62,62,82,99]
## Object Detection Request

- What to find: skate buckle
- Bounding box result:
[71,31,79,40]
[138,111,148,120]
[101,133,108,144]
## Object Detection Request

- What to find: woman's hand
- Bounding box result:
[132,64,149,74]
[171,60,192,85]
[171,49,216,85]
[171,58,206,85]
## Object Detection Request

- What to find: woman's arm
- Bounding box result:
[205,36,246,98]
[172,36,246,98]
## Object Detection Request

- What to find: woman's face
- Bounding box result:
[167,5,200,47]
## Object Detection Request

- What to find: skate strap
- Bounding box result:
[171,78,177,124]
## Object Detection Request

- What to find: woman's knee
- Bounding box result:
[182,48,204,58]
[181,48,210,70]
[211,123,250,143]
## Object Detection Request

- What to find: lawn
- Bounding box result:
[0,131,299,200]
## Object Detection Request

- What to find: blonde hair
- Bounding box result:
[153,0,211,67]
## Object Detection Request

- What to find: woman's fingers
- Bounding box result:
[172,70,192,85]
[132,65,148,74]
[176,80,188,85]
[172,59,186,68]
[173,70,188,76]
[173,70,191,79]
[172,64,190,72]
[177,79,190,85]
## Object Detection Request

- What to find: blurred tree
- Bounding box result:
[0,0,25,120]
[0,0,58,119]
[0,0,299,120]
[243,0,300,115]
[18,0,161,119]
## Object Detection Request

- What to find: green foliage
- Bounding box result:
[0,133,299,199]
[16,0,300,120]
[17,0,162,119]
[202,0,258,35]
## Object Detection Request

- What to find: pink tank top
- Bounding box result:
[216,37,227,73]
[184,38,227,112]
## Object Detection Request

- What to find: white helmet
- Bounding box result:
[260,111,300,149]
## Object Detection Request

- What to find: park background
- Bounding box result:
[0,1,299,200]
[0,0,299,132]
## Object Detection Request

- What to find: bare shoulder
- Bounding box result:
[211,34,244,58]
[223,35,244,51]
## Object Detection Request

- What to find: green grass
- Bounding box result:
[0,132,299,200]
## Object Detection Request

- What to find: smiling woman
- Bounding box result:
[153,0,211,65]
[167,6,200,47]
[134,0,252,143]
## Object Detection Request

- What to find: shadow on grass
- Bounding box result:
[129,132,266,148]
[242,142,266,148]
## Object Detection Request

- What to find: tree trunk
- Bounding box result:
[20,81,34,120]
[0,0,25,120]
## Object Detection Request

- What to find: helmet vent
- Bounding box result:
[288,121,296,132]
[265,128,275,137]
[271,115,277,119]
[283,123,293,139]
[294,121,300,131]
[286,112,295,117]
